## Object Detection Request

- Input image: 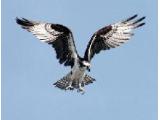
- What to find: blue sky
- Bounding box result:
[2,0,157,120]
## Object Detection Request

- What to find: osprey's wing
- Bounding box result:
[16,18,79,67]
[84,15,145,62]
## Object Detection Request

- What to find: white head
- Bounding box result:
[82,61,91,72]
[82,61,91,67]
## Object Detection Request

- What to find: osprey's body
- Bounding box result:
[54,59,94,93]
[71,61,86,86]
[16,14,145,94]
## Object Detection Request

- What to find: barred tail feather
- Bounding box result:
[53,73,95,90]
[82,74,96,86]
[53,73,71,90]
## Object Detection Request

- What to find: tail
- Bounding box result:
[53,72,71,90]
[53,73,96,90]
[82,74,96,86]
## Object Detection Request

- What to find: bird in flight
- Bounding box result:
[16,14,145,94]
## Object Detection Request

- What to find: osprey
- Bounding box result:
[16,14,145,94]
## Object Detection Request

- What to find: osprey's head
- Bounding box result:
[81,60,91,72]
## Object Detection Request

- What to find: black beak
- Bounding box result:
[87,67,90,72]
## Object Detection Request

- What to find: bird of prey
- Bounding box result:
[16,14,145,94]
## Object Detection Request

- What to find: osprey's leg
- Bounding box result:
[77,83,85,94]
[65,81,74,90]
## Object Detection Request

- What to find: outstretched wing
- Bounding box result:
[16,18,79,67]
[84,14,145,62]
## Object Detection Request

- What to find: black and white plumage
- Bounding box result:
[16,14,145,94]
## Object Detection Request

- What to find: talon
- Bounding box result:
[77,83,85,94]
[65,85,74,90]
[77,86,85,94]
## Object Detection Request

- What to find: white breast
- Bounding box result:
[71,62,86,81]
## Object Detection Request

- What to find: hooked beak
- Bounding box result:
[87,66,91,72]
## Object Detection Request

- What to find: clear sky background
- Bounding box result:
[2,0,157,120]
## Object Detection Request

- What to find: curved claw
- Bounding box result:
[77,87,85,94]
[65,85,74,90]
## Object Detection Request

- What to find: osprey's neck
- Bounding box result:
[78,57,90,66]
[78,57,91,72]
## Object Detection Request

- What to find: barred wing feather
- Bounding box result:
[84,14,145,61]
[16,18,78,67]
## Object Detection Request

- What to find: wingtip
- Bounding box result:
[133,16,146,25]
[135,22,146,28]
[140,16,146,20]
[142,16,146,21]
[15,17,20,21]
[15,17,34,27]
[142,16,146,19]
[123,14,138,23]
[133,14,138,18]
[15,17,22,24]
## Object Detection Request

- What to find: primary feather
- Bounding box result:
[84,14,145,61]
[16,18,78,67]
